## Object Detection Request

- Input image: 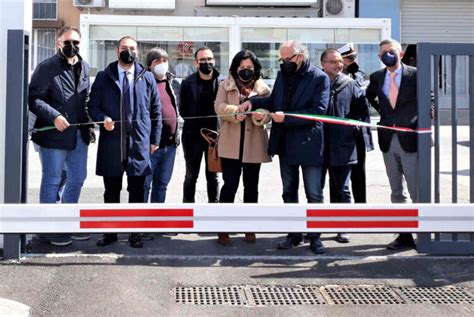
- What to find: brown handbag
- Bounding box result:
[200,128,222,173]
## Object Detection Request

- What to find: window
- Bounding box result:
[89,25,230,79]
[241,27,381,82]
[33,0,57,20]
[31,29,56,71]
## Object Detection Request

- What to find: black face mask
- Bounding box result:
[346,61,359,74]
[119,49,137,64]
[381,51,398,67]
[280,60,298,77]
[199,62,214,75]
[62,44,79,58]
[238,69,254,82]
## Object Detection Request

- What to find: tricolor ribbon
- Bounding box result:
[29,112,432,134]
[284,113,432,134]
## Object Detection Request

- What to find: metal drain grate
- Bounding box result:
[396,287,474,305]
[173,285,474,306]
[174,286,245,306]
[248,286,325,306]
[321,285,405,305]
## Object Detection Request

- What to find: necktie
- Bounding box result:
[121,71,131,163]
[388,71,398,109]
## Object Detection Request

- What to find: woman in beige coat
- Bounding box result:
[214,49,272,246]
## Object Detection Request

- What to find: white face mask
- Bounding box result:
[153,62,168,76]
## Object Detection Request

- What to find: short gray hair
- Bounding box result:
[379,39,402,51]
[281,41,309,60]
[145,47,169,67]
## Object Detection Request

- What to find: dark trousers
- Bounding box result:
[219,158,261,203]
[182,134,219,203]
[321,165,352,203]
[103,175,146,203]
[351,133,367,203]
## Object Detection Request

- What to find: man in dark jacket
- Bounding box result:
[320,48,369,243]
[88,36,162,248]
[144,47,181,203]
[28,26,95,246]
[366,39,418,250]
[338,43,374,206]
[179,47,220,203]
[243,41,330,254]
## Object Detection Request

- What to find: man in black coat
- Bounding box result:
[366,39,418,250]
[179,47,220,203]
[320,48,369,244]
[28,26,95,246]
[243,41,330,254]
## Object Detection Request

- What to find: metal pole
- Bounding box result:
[416,43,432,203]
[3,30,29,260]
[450,56,457,203]
[433,55,440,203]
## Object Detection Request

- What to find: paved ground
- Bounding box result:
[0,125,472,316]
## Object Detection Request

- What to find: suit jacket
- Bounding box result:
[366,64,418,153]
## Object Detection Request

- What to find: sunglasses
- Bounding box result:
[63,40,80,46]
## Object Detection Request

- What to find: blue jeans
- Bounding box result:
[38,131,88,204]
[279,159,323,204]
[144,145,177,203]
[279,158,323,240]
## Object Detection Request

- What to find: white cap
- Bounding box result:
[338,42,356,58]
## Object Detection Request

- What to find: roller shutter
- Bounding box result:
[401,0,474,44]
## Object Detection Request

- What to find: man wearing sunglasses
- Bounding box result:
[28,26,95,247]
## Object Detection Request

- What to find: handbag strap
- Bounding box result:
[200,128,219,145]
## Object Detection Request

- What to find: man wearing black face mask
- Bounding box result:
[242,41,330,254]
[28,26,95,247]
[366,39,418,251]
[179,47,222,203]
[88,36,162,248]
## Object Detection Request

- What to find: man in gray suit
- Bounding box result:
[366,39,418,250]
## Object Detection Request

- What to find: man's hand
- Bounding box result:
[151,144,159,154]
[104,117,114,131]
[54,115,70,132]
[270,111,285,123]
[239,100,252,113]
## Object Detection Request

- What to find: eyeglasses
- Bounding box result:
[323,60,343,65]
[63,40,80,46]
[278,54,298,63]
[197,57,215,63]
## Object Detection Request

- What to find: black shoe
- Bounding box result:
[309,239,325,254]
[129,233,144,248]
[335,233,350,244]
[96,234,118,247]
[387,234,416,250]
[277,236,303,250]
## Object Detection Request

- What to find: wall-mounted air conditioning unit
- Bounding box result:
[322,0,355,18]
[73,0,105,7]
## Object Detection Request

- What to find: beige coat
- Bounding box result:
[214,76,272,163]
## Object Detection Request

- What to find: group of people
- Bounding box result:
[29,26,419,253]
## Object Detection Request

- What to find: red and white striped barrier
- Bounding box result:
[0,203,472,233]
